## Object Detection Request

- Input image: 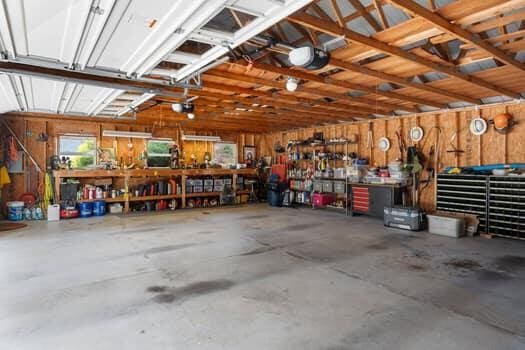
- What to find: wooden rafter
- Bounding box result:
[328,58,480,104]
[231,61,440,111]
[287,12,522,98]
[205,69,396,113]
[388,0,525,73]
[329,0,346,28]
[373,0,389,29]
[231,61,444,110]
[202,80,379,115]
[347,0,383,32]
[343,4,375,22]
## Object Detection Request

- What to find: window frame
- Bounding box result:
[57,134,97,169]
[146,139,174,168]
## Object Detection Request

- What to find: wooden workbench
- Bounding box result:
[53,168,257,213]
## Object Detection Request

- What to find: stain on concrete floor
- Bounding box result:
[147,279,235,304]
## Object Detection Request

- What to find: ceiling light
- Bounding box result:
[182,135,221,142]
[102,130,152,139]
[286,77,299,92]
[187,113,195,120]
[289,47,330,70]
[171,103,183,113]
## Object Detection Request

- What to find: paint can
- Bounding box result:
[93,200,106,216]
[7,201,24,221]
[78,202,93,218]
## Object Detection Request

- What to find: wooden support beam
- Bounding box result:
[202,80,376,115]
[287,12,522,98]
[343,4,376,22]
[373,0,389,29]
[233,61,446,110]
[388,0,525,73]
[330,0,346,28]
[348,0,383,32]
[206,68,420,112]
[329,58,480,104]
[173,90,368,120]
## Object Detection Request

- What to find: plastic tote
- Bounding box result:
[7,201,24,221]
[93,200,106,216]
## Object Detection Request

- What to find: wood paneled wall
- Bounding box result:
[256,102,525,211]
[0,114,256,204]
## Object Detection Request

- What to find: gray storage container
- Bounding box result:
[313,181,322,192]
[334,181,346,193]
[427,214,465,238]
[384,206,426,231]
[322,180,334,193]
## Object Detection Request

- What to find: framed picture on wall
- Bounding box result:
[243,146,256,163]
[7,151,24,173]
[213,142,237,167]
[98,148,116,166]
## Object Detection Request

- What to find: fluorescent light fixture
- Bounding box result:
[181,135,221,142]
[102,130,152,139]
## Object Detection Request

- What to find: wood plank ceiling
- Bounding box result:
[137,0,525,133]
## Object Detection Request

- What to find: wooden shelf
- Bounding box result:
[53,168,257,178]
[186,192,222,198]
[129,194,182,202]
[77,197,127,203]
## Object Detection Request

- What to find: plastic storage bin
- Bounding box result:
[7,201,24,221]
[427,214,465,238]
[313,193,335,207]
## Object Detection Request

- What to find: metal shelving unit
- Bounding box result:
[488,176,525,240]
[436,174,488,233]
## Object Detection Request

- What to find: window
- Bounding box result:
[147,139,173,167]
[58,135,97,169]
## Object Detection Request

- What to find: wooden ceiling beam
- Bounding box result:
[343,4,376,22]
[347,0,383,32]
[205,69,404,113]
[373,0,389,30]
[329,0,346,28]
[165,91,368,120]
[287,12,522,99]
[232,61,436,111]
[328,58,479,104]
[388,0,525,73]
[202,80,372,116]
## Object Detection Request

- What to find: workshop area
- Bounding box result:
[1,0,525,349]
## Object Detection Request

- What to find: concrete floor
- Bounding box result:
[1,205,525,350]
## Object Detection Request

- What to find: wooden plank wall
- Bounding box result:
[257,102,525,211]
[0,115,256,204]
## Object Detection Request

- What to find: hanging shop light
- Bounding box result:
[285,77,299,92]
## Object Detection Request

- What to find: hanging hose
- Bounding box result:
[42,172,54,216]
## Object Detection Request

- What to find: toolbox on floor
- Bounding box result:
[384,206,426,231]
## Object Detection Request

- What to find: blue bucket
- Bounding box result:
[7,201,24,221]
[78,202,93,218]
[93,200,106,216]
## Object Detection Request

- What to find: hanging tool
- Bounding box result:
[1,119,42,173]
[395,130,406,161]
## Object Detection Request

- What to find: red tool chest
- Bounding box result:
[352,186,369,213]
